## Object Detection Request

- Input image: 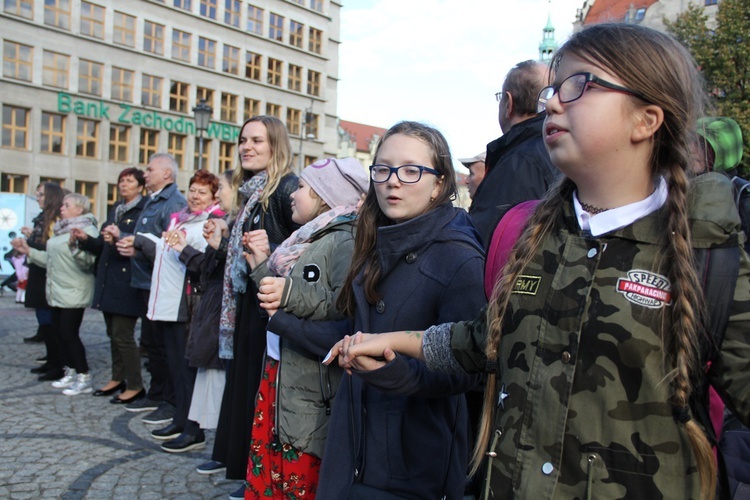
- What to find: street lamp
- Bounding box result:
[193,99,213,171]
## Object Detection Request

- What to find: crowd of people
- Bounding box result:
[9,22,750,500]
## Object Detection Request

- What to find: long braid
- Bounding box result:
[470,178,572,474]
[661,164,716,499]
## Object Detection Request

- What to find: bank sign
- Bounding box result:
[57,92,240,141]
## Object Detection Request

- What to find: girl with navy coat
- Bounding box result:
[266,121,486,499]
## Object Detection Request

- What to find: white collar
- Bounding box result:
[574,177,668,237]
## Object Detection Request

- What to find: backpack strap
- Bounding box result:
[484,200,540,299]
[731,176,750,208]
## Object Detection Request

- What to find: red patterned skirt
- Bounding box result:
[245,358,321,499]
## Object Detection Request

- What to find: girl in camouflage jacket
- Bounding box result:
[329,24,750,500]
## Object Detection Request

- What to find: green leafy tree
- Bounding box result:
[666,0,750,176]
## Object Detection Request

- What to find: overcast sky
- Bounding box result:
[337,0,585,169]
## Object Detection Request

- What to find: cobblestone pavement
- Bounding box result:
[0,293,241,499]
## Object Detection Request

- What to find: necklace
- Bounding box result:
[580,202,610,215]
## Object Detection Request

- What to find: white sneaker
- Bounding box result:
[63,373,93,396]
[51,367,76,388]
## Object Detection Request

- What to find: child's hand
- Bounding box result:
[257,277,284,311]
[323,332,396,374]
[242,230,270,270]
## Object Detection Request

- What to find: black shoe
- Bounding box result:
[124,397,160,413]
[93,381,126,397]
[142,404,175,425]
[110,388,145,404]
[161,432,206,453]
[31,363,52,374]
[151,423,183,441]
[23,334,44,343]
[196,460,226,475]
[229,485,246,500]
[38,369,64,381]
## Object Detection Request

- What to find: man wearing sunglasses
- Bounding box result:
[469,60,559,248]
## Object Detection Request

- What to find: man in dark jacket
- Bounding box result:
[469,60,559,248]
[116,153,186,423]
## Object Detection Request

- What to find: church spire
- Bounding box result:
[539,1,557,62]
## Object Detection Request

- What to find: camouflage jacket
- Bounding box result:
[428,173,750,499]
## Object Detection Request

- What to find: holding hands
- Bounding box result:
[203,218,228,249]
[11,237,30,255]
[116,235,136,257]
[256,276,284,317]
[20,226,32,238]
[69,227,89,245]
[102,224,121,244]
[323,332,397,374]
[242,229,270,270]
[164,229,187,252]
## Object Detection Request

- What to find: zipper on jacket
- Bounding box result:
[318,360,333,415]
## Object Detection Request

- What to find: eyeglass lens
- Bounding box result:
[371,165,425,183]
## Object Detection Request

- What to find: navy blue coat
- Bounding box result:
[269,203,487,499]
[79,197,147,318]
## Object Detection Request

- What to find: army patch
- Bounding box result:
[512,275,541,295]
[616,270,671,308]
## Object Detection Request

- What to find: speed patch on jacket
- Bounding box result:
[512,275,541,295]
[303,264,321,282]
[616,270,671,308]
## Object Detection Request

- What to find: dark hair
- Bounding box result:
[336,121,457,316]
[190,169,220,196]
[40,182,65,244]
[502,60,547,116]
[118,167,145,187]
[476,24,715,497]
[233,115,292,208]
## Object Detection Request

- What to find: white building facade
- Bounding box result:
[1,0,341,221]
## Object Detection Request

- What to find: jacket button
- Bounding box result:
[561,351,571,363]
[587,248,597,258]
[376,300,385,314]
[542,462,554,475]
[405,252,417,263]
[122,268,127,272]
[485,451,497,457]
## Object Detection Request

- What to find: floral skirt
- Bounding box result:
[245,358,321,499]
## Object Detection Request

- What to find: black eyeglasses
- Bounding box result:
[537,72,649,113]
[369,164,440,184]
[495,92,504,102]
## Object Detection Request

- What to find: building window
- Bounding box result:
[75,181,97,214]
[80,2,105,39]
[269,13,283,41]
[2,105,29,149]
[307,70,321,96]
[200,0,216,19]
[310,0,322,12]
[41,112,65,154]
[244,98,260,119]
[39,176,65,188]
[168,133,187,169]
[1,173,28,193]
[169,81,190,113]
[247,5,263,35]
[109,124,130,162]
[3,41,33,82]
[193,140,210,170]
[110,67,133,102]
[76,118,98,158]
[267,58,282,86]
[141,74,162,108]
[174,0,192,10]
[225,0,240,27]
[287,108,301,136]
[43,50,70,89]
[219,141,235,172]
[139,129,159,164]
[290,21,303,48]
[288,64,302,92]
[635,7,646,21]
[172,29,191,62]
[79,59,103,96]
[144,21,165,55]
[198,37,216,69]
[309,27,322,54]
[44,0,70,29]
[4,0,33,19]
[245,51,262,80]
[220,93,237,122]
[106,183,117,212]
[307,113,318,138]
[113,12,136,47]
[197,87,214,109]
[266,102,281,119]
[222,45,240,75]
[705,0,718,4]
